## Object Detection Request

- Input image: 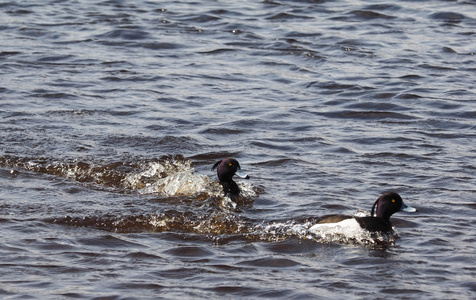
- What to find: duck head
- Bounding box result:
[371,192,417,220]
[212,158,250,196]
[212,158,249,182]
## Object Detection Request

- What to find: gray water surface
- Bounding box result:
[1,0,475,299]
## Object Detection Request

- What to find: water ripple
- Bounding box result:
[1,0,475,298]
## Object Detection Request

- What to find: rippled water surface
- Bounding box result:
[1,0,475,298]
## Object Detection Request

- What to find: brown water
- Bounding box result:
[1,0,475,298]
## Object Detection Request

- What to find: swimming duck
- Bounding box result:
[212,158,250,196]
[310,192,417,233]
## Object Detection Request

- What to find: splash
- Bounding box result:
[122,158,258,207]
[122,158,216,197]
[0,155,257,202]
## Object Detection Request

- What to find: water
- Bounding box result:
[1,0,475,298]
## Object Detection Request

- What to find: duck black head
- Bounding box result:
[371,192,417,220]
[212,158,250,196]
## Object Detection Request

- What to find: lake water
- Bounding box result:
[1,0,475,299]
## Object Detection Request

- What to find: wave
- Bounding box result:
[0,154,256,198]
[48,211,397,248]
[1,154,396,248]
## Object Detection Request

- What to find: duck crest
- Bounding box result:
[370,198,379,217]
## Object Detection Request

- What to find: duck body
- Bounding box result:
[311,192,417,234]
[212,158,250,196]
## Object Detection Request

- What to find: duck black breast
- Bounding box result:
[354,216,393,232]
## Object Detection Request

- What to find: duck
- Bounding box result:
[212,158,250,196]
[310,192,417,233]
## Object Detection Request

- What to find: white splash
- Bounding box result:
[221,196,237,210]
[145,171,210,196]
[122,158,256,200]
[236,181,257,199]
[123,160,216,196]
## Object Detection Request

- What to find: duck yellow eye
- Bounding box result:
[229,163,232,166]
[392,199,396,203]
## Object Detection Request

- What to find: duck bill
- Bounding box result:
[234,169,250,179]
[400,201,418,213]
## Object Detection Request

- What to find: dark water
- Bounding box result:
[1,0,475,298]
